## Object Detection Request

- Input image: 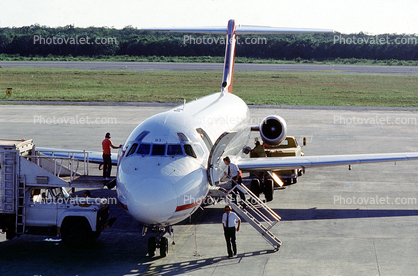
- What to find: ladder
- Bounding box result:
[224,184,282,250]
[16,176,26,235]
[3,151,17,213]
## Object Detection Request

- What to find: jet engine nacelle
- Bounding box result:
[259,115,287,146]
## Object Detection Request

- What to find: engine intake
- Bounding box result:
[259,115,287,146]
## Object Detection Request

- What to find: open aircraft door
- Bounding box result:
[207,131,237,186]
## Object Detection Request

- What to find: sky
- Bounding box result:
[0,0,417,34]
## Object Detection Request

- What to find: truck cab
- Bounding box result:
[25,186,109,242]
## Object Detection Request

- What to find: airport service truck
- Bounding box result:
[0,140,110,243]
[250,136,305,185]
[263,136,305,184]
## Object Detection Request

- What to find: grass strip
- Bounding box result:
[0,68,417,107]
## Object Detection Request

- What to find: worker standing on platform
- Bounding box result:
[251,139,266,157]
[102,132,122,181]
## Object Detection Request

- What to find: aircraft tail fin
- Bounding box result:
[221,20,237,93]
[142,21,333,94]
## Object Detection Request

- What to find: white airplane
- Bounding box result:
[41,20,418,257]
[113,20,418,257]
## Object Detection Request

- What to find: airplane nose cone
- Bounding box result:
[125,177,177,225]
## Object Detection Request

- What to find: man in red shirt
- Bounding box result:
[102,132,122,180]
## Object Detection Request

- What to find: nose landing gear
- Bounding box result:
[145,225,173,257]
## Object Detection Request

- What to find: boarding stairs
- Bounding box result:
[223,184,282,250]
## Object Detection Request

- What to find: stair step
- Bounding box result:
[225,193,281,249]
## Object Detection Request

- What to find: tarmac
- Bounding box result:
[1,103,418,275]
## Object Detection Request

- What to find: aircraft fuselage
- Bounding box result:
[117,92,251,226]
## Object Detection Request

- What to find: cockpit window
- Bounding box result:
[127,142,197,158]
[184,144,197,158]
[126,143,138,157]
[167,144,183,156]
[135,131,150,142]
[177,132,189,142]
[152,144,166,156]
[196,128,213,150]
[137,144,151,155]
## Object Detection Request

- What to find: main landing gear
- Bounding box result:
[144,225,173,257]
[250,175,275,202]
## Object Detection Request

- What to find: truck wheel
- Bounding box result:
[160,237,168,257]
[264,179,274,202]
[61,218,92,244]
[92,231,101,240]
[250,178,260,197]
[148,237,156,257]
[6,230,16,240]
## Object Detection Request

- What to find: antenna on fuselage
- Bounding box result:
[174,99,186,112]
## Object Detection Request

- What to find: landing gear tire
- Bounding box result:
[61,218,92,244]
[148,237,156,257]
[250,178,260,197]
[160,237,168,257]
[250,178,261,204]
[264,179,274,202]
[6,230,16,240]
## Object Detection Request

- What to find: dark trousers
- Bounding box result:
[103,154,112,178]
[224,227,237,256]
[232,176,246,203]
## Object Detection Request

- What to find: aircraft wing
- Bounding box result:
[36,147,118,165]
[142,25,333,35]
[237,152,418,171]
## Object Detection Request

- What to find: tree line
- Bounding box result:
[1,24,418,62]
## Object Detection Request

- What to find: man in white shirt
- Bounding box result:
[222,205,241,258]
[223,156,246,204]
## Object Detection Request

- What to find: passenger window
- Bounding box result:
[167,144,183,156]
[184,144,197,158]
[126,143,138,157]
[152,144,166,156]
[137,144,151,155]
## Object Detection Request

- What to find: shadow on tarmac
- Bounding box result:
[137,249,277,276]
[273,208,418,221]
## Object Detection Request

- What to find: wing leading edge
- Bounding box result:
[237,152,418,171]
